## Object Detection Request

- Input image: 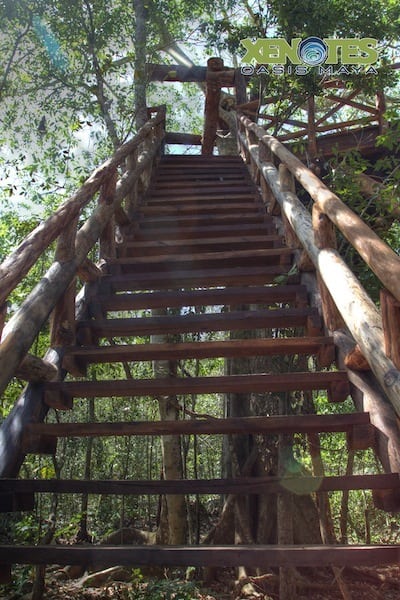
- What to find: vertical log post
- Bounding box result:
[50,215,79,349]
[125,150,139,221]
[202,57,224,155]
[99,169,118,260]
[259,142,276,213]
[307,95,318,160]
[381,288,400,369]
[312,205,346,331]
[279,164,299,247]
[280,165,314,272]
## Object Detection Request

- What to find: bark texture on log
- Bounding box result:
[238,113,400,304]
[237,128,400,418]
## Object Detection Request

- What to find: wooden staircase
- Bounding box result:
[1,154,400,581]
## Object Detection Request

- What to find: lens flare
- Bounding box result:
[298,37,328,66]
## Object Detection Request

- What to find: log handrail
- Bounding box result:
[0,106,166,307]
[0,106,166,398]
[237,111,400,417]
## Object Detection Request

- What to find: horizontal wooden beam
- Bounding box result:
[146,63,207,82]
[165,132,202,145]
[25,412,370,438]
[0,544,399,568]
[1,473,397,497]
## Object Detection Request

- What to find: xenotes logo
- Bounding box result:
[240,36,380,76]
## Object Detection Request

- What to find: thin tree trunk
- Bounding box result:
[134,0,148,128]
[152,310,187,545]
[31,457,60,600]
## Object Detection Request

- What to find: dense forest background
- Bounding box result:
[1,1,400,598]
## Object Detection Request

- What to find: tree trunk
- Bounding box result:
[134,0,148,129]
[152,310,187,545]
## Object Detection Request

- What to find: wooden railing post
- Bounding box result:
[381,288,400,369]
[50,216,79,350]
[280,165,313,272]
[312,205,346,332]
[202,57,223,155]
[99,169,118,260]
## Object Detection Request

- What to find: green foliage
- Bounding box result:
[130,573,200,600]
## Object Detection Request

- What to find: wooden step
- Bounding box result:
[118,235,284,258]
[145,196,258,207]
[98,265,293,290]
[149,187,257,200]
[131,223,276,240]
[63,337,335,371]
[154,168,250,182]
[24,412,371,439]
[1,544,399,568]
[151,175,255,191]
[138,202,262,216]
[107,248,294,274]
[3,472,398,498]
[136,212,266,229]
[96,285,309,311]
[77,307,322,338]
[44,372,350,408]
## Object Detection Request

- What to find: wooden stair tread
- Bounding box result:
[97,285,309,311]
[64,337,334,365]
[3,473,399,497]
[153,178,252,189]
[44,372,350,405]
[77,307,320,336]
[154,170,250,180]
[132,223,276,240]
[138,202,262,215]
[119,235,284,256]
[1,544,399,568]
[146,195,259,206]
[107,248,293,272]
[99,265,292,290]
[146,193,258,205]
[137,213,266,228]
[24,412,371,438]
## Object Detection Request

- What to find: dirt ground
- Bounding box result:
[6,564,398,600]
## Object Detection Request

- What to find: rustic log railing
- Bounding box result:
[240,85,392,159]
[0,106,166,399]
[237,112,400,424]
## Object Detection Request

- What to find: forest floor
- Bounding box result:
[6,564,400,600]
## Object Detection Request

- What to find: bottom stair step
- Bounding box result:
[0,544,399,568]
[1,473,399,497]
